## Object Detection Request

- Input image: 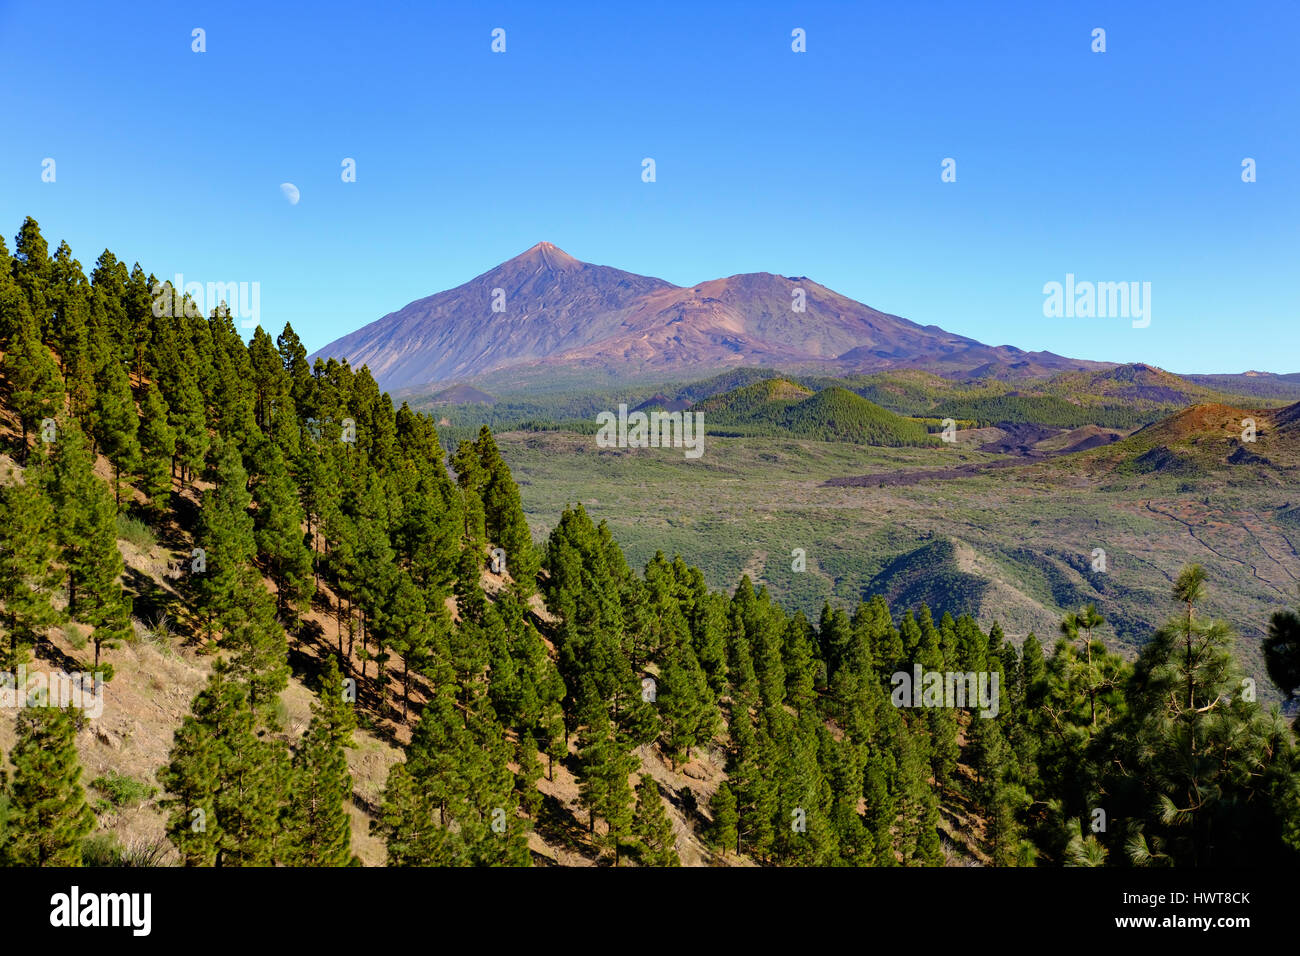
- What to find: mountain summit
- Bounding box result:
[311,246,1103,390]
[515,241,581,271]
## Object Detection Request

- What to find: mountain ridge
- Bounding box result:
[310,244,1112,391]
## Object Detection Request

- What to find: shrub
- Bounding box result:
[90,770,157,809]
[115,513,156,550]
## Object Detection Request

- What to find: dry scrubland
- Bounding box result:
[494,421,1299,696]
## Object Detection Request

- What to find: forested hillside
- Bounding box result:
[1,217,1298,867]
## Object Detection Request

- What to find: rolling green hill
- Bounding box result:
[691,376,814,416]
[865,539,991,618]
[694,381,938,446]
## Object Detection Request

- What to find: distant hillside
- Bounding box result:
[866,539,992,619]
[930,393,1143,429]
[692,377,814,416]
[1183,371,1300,401]
[418,363,1289,455]
[1066,400,1300,481]
[427,384,496,405]
[1045,363,1241,407]
[774,365,1235,430]
[695,381,936,446]
[631,394,692,413]
[1125,402,1257,450]
[1272,400,1300,434]
[860,536,1150,642]
[912,364,1278,430]
[801,369,959,417]
[781,388,937,445]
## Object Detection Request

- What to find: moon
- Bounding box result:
[280,182,300,205]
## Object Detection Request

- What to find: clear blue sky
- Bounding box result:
[2,0,1296,373]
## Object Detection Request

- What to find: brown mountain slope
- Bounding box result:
[1061,399,1300,478]
[310,244,1106,390]
[1132,398,1300,450]
[313,243,678,389]
[1128,402,1257,447]
[1271,399,1300,432]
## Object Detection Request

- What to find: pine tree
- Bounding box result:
[370,569,424,717]
[687,576,730,696]
[391,582,437,722]
[724,713,777,860]
[3,706,95,865]
[475,427,539,593]
[125,263,155,380]
[374,762,449,866]
[451,439,487,557]
[247,327,289,439]
[632,774,680,866]
[0,232,24,344]
[157,693,222,866]
[515,732,544,819]
[1059,603,1111,733]
[1019,631,1046,707]
[206,309,257,443]
[766,708,838,865]
[151,317,207,486]
[321,484,360,662]
[38,421,131,667]
[1109,566,1300,866]
[404,691,481,827]
[0,476,61,670]
[157,660,284,866]
[284,657,357,866]
[80,495,132,671]
[351,481,397,685]
[657,642,719,768]
[824,735,873,865]
[90,250,131,357]
[397,685,526,866]
[782,611,820,712]
[732,577,787,711]
[893,713,943,866]
[1264,588,1300,703]
[3,302,62,459]
[542,699,567,782]
[170,365,208,486]
[450,557,493,713]
[137,381,176,515]
[221,565,290,719]
[249,437,314,623]
[48,250,96,424]
[193,439,257,638]
[276,323,313,413]
[707,782,739,857]
[575,688,636,863]
[393,466,462,599]
[916,607,959,793]
[967,714,1026,866]
[12,217,53,340]
[87,316,140,506]
[38,421,95,605]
